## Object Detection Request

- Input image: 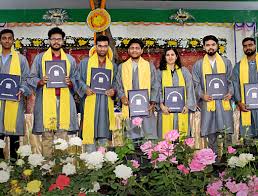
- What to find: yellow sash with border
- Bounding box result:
[239,54,258,126]
[202,53,231,112]
[161,66,188,140]
[82,53,116,144]
[42,48,71,130]
[2,51,21,133]
[121,57,151,119]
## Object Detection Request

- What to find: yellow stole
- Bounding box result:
[202,53,231,111]
[161,66,188,140]
[82,53,116,144]
[41,48,71,130]
[239,54,258,126]
[1,51,21,133]
[121,57,151,119]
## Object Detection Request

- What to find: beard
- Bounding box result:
[206,50,216,56]
[244,49,256,56]
[50,44,62,51]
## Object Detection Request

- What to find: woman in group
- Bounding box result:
[157,47,196,140]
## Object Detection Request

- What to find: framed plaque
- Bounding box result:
[45,60,67,88]
[0,73,20,101]
[164,86,185,113]
[244,83,258,109]
[128,89,149,118]
[90,68,111,94]
[206,73,228,100]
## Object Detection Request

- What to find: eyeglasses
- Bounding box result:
[50,38,63,42]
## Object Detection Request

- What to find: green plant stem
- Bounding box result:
[134,181,151,196]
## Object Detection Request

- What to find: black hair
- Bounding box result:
[159,47,182,70]
[96,35,110,44]
[242,37,256,45]
[0,29,14,39]
[202,35,218,45]
[127,38,144,49]
[48,27,65,39]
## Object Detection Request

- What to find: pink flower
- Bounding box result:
[97,146,106,154]
[132,117,143,127]
[157,154,167,162]
[164,130,180,142]
[154,141,174,157]
[131,160,140,169]
[140,141,153,154]
[194,148,216,166]
[189,159,206,172]
[184,138,195,148]
[225,181,238,193]
[227,146,236,154]
[177,164,189,174]
[170,157,178,165]
[206,180,223,196]
[248,176,258,194]
[235,183,249,196]
[147,149,154,159]
[219,171,226,179]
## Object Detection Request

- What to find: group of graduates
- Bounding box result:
[0,26,257,159]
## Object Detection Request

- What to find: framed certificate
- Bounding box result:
[45,60,67,88]
[164,86,185,113]
[244,83,258,109]
[128,89,149,118]
[0,73,20,101]
[90,68,112,94]
[206,73,228,100]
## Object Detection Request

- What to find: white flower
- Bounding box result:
[240,153,255,162]
[236,158,247,168]
[85,151,104,170]
[89,181,100,192]
[157,39,165,46]
[61,157,74,164]
[69,137,82,147]
[0,170,10,183]
[62,163,76,176]
[65,37,75,44]
[16,159,25,166]
[41,163,51,171]
[28,154,44,167]
[114,164,133,180]
[17,145,32,157]
[0,139,5,149]
[228,156,238,168]
[104,151,118,164]
[54,138,68,151]
[0,161,8,170]
[21,38,31,45]
[41,160,55,172]
[80,153,88,161]
[115,40,122,47]
[89,40,94,46]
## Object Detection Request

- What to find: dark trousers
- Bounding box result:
[207,133,232,155]
[0,135,19,160]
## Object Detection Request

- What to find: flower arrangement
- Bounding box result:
[0,130,257,195]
